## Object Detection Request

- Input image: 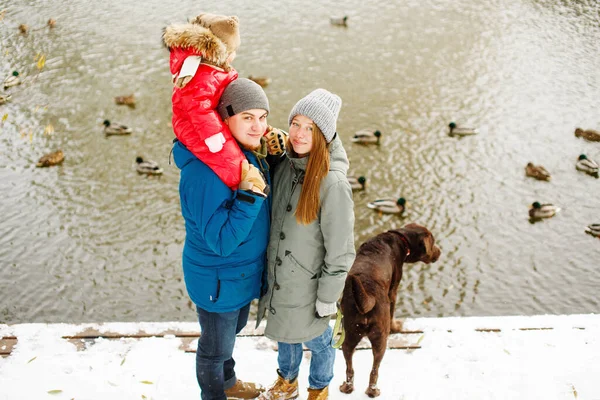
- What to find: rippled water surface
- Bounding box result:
[1,0,599,324]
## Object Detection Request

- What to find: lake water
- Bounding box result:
[1,0,599,324]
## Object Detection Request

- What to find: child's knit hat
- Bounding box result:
[191,13,240,54]
[288,89,342,143]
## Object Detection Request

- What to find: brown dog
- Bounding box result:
[339,223,441,398]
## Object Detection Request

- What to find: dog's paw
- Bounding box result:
[390,319,404,333]
[339,381,354,394]
[365,386,380,398]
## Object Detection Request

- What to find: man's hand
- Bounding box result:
[240,160,268,197]
[264,126,288,156]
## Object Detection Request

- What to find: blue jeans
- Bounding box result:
[277,326,335,389]
[196,303,250,400]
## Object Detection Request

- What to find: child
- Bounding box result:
[163,13,247,189]
[257,89,356,400]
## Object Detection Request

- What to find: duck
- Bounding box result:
[4,71,20,89]
[348,176,366,191]
[575,154,599,177]
[367,197,406,214]
[47,18,56,28]
[248,75,271,88]
[528,201,560,219]
[448,122,478,136]
[18,24,28,34]
[585,224,600,238]
[0,94,11,105]
[330,16,348,26]
[574,128,600,142]
[103,119,132,135]
[36,150,64,167]
[351,129,382,145]
[136,157,163,175]
[114,94,136,108]
[525,162,551,181]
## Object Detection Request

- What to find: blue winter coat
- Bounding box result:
[173,140,271,312]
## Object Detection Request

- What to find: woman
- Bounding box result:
[257,89,356,400]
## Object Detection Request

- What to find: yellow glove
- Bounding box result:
[240,159,268,196]
[265,125,288,156]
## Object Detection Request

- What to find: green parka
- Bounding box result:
[256,135,356,343]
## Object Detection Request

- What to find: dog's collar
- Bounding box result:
[390,230,411,257]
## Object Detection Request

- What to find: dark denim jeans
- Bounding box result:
[277,326,335,389]
[196,303,250,400]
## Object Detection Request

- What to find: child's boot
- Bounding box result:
[257,370,298,400]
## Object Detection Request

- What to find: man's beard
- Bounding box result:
[239,142,260,151]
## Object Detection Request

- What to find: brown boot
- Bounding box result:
[257,370,299,400]
[224,379,265,399]
[307,386,328,400]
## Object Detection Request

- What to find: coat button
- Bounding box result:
[274,283,281,290]
[286,204,292,212]
[280,232,285,240]
[276,257,282,266]
[270,307,276,315]
[241,273,245,277]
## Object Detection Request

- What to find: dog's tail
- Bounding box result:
[349,275,377,314]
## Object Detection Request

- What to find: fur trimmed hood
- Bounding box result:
[162,23,229,68]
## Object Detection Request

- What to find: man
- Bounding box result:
[172,78,276,400]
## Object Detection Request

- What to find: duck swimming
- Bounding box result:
[115,94,136,108]
[103,119,132,136]
[330,16,348,26]
[248,75,271,88]
[348,176,366,191]
[448,122,478,136]
[525,162,551,181]
[528,202,560,219]
[367,197,406,214]
[36,150,64,167]
[352,129,381,145]
[4,71,20,89]
[0,94,11,105]
[585,224,600,238]
[574,128,600,142]
[136,157,163,175]
[575,154,599,177]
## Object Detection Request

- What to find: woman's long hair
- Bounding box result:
[293,123,330,225]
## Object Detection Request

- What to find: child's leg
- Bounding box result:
[277,342,303,381]
[304,326,335,389]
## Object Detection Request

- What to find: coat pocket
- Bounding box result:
[273,253,318,307]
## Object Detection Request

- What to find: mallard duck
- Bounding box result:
[585,224,600,238]
[574,128,600,142]
[103,119,132,135]
[351,129,382,145]
[18,24,28,34]
[525,162,551,181]
[367,198,406,214]
[330,16,348,26]
[575,154,599,177]
[36,150,64,167]
[348,176,366,191]
[248,75,271,88]
[47,19,56,28]
[115,94,136,108]
[0,94,11,105]
[528,202,560,219]
[448,122,478,136]
[4,71,20,89]
[136,157,163,175]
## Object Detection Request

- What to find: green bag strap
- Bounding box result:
[331,303,345,349]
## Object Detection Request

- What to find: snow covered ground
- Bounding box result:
[1,314,598,400]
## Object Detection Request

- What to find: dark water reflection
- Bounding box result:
[0,0,598,324]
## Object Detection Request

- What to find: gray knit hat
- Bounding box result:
[217,78,270,120]
[288,88,341,143]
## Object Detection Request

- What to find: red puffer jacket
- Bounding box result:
[164,22,244,189]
